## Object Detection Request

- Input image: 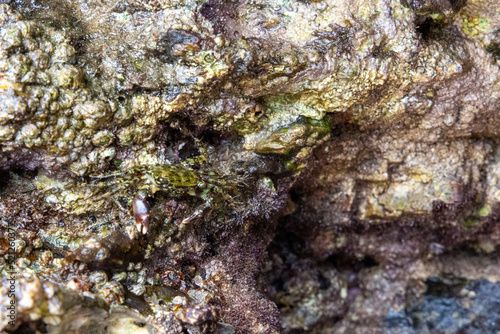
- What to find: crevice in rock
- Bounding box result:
[199,0,239,36]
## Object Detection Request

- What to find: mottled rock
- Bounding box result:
[1,0,500,332]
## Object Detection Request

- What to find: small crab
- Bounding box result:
[89,164,235,234]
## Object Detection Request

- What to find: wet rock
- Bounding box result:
[1,0,500,332]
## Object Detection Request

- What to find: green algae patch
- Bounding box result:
[462,15,490,37]
[477,204,492,217]
[255,117,330,155]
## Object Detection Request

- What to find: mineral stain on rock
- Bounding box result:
[2,0,500,333]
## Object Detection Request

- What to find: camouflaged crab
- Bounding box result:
[89,164,236,234]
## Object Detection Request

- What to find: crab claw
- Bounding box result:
[133,196,150,234]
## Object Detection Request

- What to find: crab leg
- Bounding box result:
[181,196,213,224]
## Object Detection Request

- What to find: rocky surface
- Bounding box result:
[1,0,500,333]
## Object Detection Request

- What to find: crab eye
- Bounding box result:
[157,176,170,184]
[132,196,150,234]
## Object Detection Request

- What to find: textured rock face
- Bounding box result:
[1,0,500,333]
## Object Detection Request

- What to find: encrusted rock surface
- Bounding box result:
[1,0,500,333]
